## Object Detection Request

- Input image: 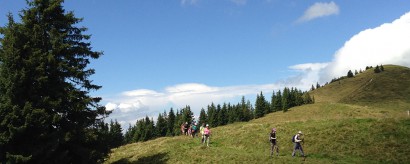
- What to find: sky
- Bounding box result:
[1,0,410,129]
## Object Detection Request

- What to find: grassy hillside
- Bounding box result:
[105,65,410,164]
[311,65,410,110]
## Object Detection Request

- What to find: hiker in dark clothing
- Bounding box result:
[184,122,189,136]
[292,131,304,157]
[269,128,279,157]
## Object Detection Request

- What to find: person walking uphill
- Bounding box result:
[184,122,189,136]
[269,128,279,157]
[200,123,205,143]
[203,124,211,147]
[292,131,304,157]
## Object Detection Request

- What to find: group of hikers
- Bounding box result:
[179,122,305,157]
[270,128,305,158]
[180,122,211,147]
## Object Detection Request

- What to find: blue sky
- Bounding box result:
[1,0,410,128]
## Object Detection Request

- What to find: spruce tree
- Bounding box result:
[181,105,194,125]
[247,100,254,119]
[94,121,110,157]
[289,87,296,107]
[133,120,143,142]
[142,117,155,141]
[167,108,176,136]
[217,104,227,126]
[255,91,269,118]
[173,109,182,135]
[241,96,251,121]
[198,108,207,126]
[270,91,277,112]
[294,89,304,106]
[109,120,124,148]
[207,103,217,127]
[303,92,313,104]
[347,70,354,77]
[0,0,109,163]
[282,87,291,112]
[273,90,282,111]
[221,103,228,125]
[227,104,236,123]
[311,84,315,91]
[124,124,135,144]
[374,65,381,73]
[156,113,167,137]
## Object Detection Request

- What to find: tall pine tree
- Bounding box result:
[254,91,266,118]
[207,103,217,127]
[240,96,251,121]
[109,120,124,149]
[282,87,291,112]
[156,113,167,137]
[273,90,282,112]
[0,0,109,163]
[167,108,176,136]
[198,108,207,126]
[347,70,354,77]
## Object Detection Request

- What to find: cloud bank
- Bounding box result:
[319,11,410,82]
[297,1,339,23]
[292,12,410,84]
[105,12,410,131]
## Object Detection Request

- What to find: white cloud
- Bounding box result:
[288,63,329,87]
[105,102,117,111]
[230,0,247,6]
[122,89,164,97]
[165,83,218,94]
[323,12,410,81]
[297,1,339,23]
[289,63,329,71]
[292,12,410,85]
[181,0,199,6]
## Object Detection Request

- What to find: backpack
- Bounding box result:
[291,135,296,143]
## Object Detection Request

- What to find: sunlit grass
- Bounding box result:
[311,65,410,111]
[105,102,410,163]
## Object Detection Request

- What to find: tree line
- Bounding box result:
[122,87,314,144]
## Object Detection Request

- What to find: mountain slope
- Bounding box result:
[105,65,410,164]
[311,65,410,110]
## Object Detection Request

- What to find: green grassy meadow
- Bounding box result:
[105,65,410,163]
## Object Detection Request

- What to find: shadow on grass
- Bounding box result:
[111,152,169,164]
